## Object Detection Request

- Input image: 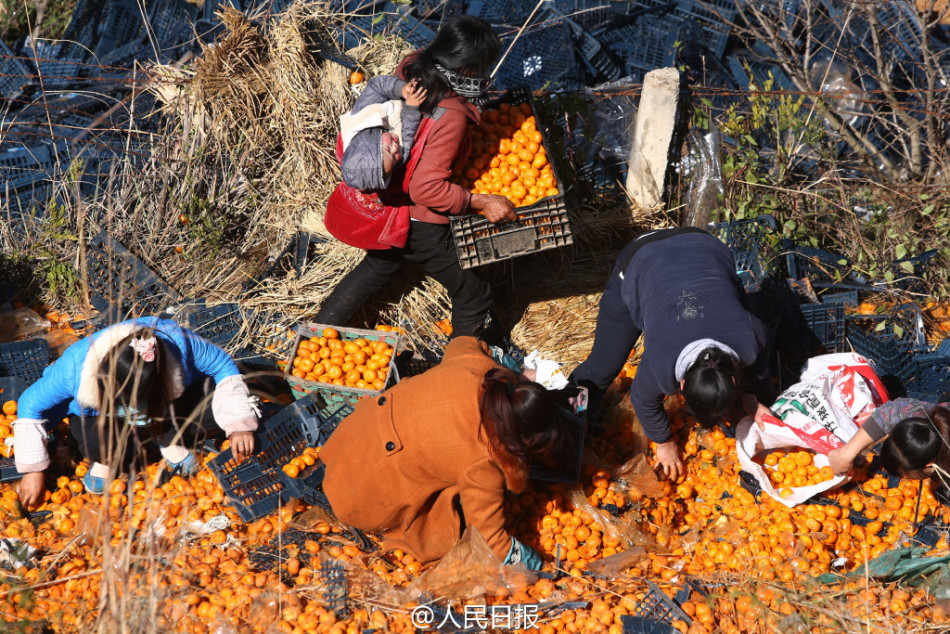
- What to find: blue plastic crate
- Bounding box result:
[0,338,51,385]
[209,394,352,521]
[84,231,183,320]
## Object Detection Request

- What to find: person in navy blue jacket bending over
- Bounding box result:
[571,228,774,480]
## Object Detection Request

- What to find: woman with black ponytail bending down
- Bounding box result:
[570,228,775,481]
[319,337,576,568]
[828,398,950,481]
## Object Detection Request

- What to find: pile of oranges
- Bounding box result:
[289,327,393,391]
[281,446,320,479]
[758,448,836,497]
[455,102,560,208]
[0,400,16,457]
[4,356,950,632]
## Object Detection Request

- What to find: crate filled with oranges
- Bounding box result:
[450,87,573,269]
[285,323,400,404]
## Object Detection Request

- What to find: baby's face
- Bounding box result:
[381,132,401,175]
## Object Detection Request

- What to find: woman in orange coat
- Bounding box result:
[320,337,577,567]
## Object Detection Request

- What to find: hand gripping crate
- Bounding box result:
[451,88,573,269]
[84,231,183,321]
[284,324,401,404]
[209,394,352,521]
[0,338,51,386]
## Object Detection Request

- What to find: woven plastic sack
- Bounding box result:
[736,353,888,507]
[818,546,950,584]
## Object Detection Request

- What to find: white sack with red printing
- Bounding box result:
[736,352,889,507]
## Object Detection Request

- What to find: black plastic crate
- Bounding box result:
[0,41,31,98]
[186,302,244,350]
[887,249,938,293]
[560,8,622,82]
[95,0,146,58]
[0,142,68,191]
[710,214,778,285]
[464,0,531,25]
[620,581,692,632]
[819,289,858,307]
[553,0,619,34]
[413,0,462,19]
[847,305,927,383]
[0,377,29,403]
[0,338,51,386]
[903,353,950,403]
[451,87,573,268]
[775,302,846,383]
[84,231,183,320]
[785,244,862,286]
[601,14,680,74]
[672,0,736,59]
[494,10,577,91]
[237,310,299,371]
[209,394,352,521]
[728,51,795,91]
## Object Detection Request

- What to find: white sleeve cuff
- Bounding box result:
[212,375,260,436]
[12,418,50,473]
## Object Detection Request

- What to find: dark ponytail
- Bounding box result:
[479,367,573,468]
[682,347,738,427]
[403,15,501,112]
[881,406,950,478]
[98,328,169,422]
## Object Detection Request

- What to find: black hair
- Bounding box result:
[98,329,168,422]
[682,347,738,427]
[403,15,501,112]
[881,406,950,478]
[479,367,575,469]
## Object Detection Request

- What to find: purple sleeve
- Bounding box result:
[862,398,933,440]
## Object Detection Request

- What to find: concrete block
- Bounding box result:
[626,67,682,210]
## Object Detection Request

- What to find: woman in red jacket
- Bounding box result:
[316,15,516,339]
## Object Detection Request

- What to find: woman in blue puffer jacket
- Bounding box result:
[13,318,259,507]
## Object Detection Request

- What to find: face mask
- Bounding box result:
[434,63,493,99]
